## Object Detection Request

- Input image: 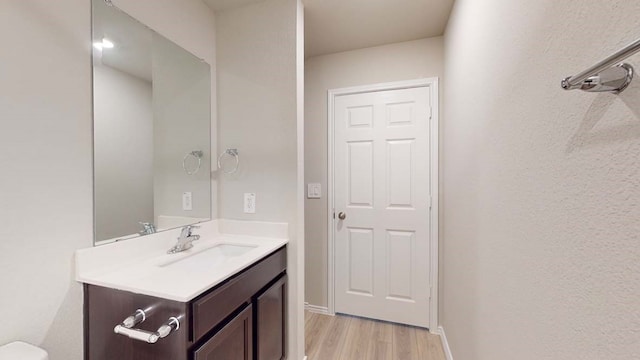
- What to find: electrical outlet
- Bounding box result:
[244,193,256,214]
[182,192,193,211]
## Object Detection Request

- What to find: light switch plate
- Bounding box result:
[307,183,321,199]
[244,193,256,213]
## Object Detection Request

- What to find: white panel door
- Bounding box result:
[334,86,431,327]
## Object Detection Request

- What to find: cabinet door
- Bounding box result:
[256,275,286,360]
[193,304,253,360]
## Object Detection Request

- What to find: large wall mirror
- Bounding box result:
[92,0,212,245]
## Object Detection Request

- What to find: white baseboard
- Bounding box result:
[437,326,453,360]
[304,302,331,315]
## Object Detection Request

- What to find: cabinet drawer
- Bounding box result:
[192,247,286,341]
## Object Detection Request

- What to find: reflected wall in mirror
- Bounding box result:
[92,0,212,245]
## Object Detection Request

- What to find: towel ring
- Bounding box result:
[217,148,239,174]
[183,150,203,175]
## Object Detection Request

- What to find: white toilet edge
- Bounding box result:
[0,341,49,360]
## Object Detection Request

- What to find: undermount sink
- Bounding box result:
[158,243,258,272]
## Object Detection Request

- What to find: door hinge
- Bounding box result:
[428,196,432,209]
[429,106,433,120]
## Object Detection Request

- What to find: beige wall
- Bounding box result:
[0,1,215,359]
[0,2,92,359]
[215,1,305,358]
[216,1,297,223]
[443,0,640,358]
[304,37,444,307]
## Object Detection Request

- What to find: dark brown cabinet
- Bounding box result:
[194,305,253,360]
[84,246,286,360]
[256,277,286,360]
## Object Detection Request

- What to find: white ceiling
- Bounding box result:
[303,0,454,57]
[203,0,454,58]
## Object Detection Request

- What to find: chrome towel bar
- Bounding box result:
[561,37,640,93]
[113,309,180,344]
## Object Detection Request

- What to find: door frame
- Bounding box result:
[327,78,439,331]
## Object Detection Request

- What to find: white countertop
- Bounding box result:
[75,219,288,302]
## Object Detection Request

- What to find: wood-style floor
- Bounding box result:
[305,311,446,360]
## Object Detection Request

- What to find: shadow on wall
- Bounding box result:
[567,68,640,153]
[40,267,84,360]
[13,1,88,58]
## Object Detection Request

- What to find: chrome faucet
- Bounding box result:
[167,225,200,254]
[139,222,157,235]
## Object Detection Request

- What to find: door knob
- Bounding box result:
[338,212,346,220]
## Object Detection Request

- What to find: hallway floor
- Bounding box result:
[305,311,445,360]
